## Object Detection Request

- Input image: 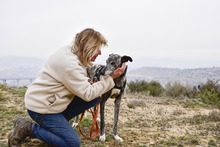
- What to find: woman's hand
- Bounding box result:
[110,63,126,79]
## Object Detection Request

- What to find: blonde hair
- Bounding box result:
[71,28,108,66]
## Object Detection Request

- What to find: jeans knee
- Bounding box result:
[67,135,80,147]
[74,136,80,147]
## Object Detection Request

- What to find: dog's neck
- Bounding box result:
[113,73,127,92]
[92,65,106,82]
[114,85,124,91]
[90,64,127,92]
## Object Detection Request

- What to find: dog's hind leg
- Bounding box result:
[72,115,79,127]
[113,96,123,142]
[72,111,88,127]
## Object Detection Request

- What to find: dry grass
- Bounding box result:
[1,87,220,147]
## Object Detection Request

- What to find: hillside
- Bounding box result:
[127,67,220,86]
[0,56,220,87]
[0,56,44,86]
[0,56,44,79]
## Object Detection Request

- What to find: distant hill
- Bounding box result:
[127,67,220,86]
[0,56,45,79]
[0,56,45,86]
[0,56,220,87]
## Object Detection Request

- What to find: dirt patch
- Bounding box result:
[86,94,220,146]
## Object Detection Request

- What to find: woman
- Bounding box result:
[8,28,126,147]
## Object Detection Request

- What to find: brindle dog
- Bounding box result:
[73,54,133,142]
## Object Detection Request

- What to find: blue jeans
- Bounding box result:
[27,96,100,147]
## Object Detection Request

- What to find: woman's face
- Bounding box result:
[91,49,101,62]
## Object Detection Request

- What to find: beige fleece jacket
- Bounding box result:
[24,46,115,114]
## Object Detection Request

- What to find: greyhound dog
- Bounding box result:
[72,53,132,142]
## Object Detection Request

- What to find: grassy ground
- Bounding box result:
[1,85,220,147]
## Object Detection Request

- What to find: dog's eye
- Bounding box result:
[110,62,115,66]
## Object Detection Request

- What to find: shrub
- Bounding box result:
[127,80,148,93]
[9,87,27,97]
[199,88,220,107]
[127,80,164,96]
[199,79,219,93]
[197,79,220,107]
[0,84,27,97]
[147,80,164,96]
[165,82,188,98]
[0,84,8,91]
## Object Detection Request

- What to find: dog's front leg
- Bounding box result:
[113,96,123,142]
[99,97,108,142]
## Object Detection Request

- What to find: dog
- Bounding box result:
[72,53,133,142]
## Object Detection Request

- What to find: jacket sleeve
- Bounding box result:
[62,65,115,102]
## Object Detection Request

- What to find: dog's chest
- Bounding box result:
[110,88,121,98]
[109,77,126,98]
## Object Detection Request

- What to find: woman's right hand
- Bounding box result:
[110,63,126,79]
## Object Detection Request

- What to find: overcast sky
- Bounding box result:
[0,0,220,69]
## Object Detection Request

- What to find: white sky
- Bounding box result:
[0,0,220,69]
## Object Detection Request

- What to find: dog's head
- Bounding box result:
[105,54,133,75]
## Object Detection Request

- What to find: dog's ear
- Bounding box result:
[121,55,133,63]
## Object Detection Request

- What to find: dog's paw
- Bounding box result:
[99,134,106,142]
[96,117,100,123]
[114,135,123,142]
[72,122,78,127]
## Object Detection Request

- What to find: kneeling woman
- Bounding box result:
[8,28,126,147]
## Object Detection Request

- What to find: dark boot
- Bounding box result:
[8,118,35,147]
